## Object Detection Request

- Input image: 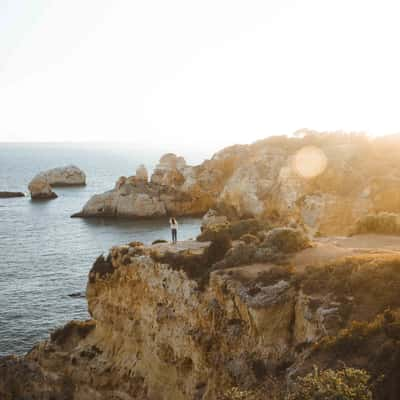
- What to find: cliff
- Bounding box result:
[73,132,400,236]
[3,228,400,399]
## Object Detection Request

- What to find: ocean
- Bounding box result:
[0,143,207,356]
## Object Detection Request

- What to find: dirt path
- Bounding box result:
[293,234,400,272]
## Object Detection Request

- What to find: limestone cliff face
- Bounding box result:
[4,234,400,399]
[84,253,296,400]
[2,238,368,400]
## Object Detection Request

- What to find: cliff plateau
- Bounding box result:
[3,230,400,399]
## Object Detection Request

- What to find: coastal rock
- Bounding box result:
[0,191,25,198]
[135,164,148,182]
[73,132,400,235]
[28,165,85,200]
[151,153,187,185]
[5,237,400,399]
[39,165,86,186]
[201,209,228,229]
[74,183,166,218]
[28,176,58,200]
[73,153,215,218]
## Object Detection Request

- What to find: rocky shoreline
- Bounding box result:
[4,132,400,399]
[72,132,400,236]
[2,224,400,399]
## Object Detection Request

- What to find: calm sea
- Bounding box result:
[0,143,207,356]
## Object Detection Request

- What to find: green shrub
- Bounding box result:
[287,367,372,400]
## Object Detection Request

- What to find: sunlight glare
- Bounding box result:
[293,146,327,179]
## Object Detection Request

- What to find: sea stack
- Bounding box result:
[71,154,213,218]
[28,175,58,200]
[28,165,86,200]
[37,165,86,187]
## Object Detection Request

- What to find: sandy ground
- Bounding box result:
[292,234,400,272]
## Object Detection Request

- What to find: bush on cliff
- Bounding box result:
[211,226,308,270]
[287,367,372,400]
[351,212,400,235]
[220,387,259,400]
[299,254,400,322]
[152,239,168,244]
[197,218,271,242]
[197,222,231,242]
[316,309,400,356]
[300,305,400,398]
[89,254,114,283]
[205,232,232,266]
[50,320,96,347]
[262,227,310,253]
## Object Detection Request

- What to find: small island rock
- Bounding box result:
[28,176,58,200]
[28,165,86,200]
[0,192,25,198]
[39,165,86,187]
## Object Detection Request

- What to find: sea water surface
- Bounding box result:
[0,143,208,356]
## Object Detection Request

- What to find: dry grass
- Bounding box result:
[351,212,400,235]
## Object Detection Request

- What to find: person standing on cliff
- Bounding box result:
[169,217,178,244]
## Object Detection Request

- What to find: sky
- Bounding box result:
[1,0,400,153]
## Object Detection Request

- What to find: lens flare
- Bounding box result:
[293,146,328,179]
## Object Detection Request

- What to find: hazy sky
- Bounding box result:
[1,0,400,152]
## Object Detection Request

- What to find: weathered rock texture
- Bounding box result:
[3,235,400,399]
[74,132,400,235]
[73,153,217,218]
[28,165,86,199]
[28,175,58,200]
[41,165,86,186]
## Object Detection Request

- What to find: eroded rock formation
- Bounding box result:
[28,165,86,199]
[39,165,86,186]
[28,175,58,200]
[73,153,217,218]
[73,132,400,235]
[3,231,400,399]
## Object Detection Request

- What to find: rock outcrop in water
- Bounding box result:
[28,165,86,199]
[72,153,217,218]
[73,132,400,235]
[0,191,25,198]
[2,231,400,399]
[28,175,58,200]
[37,165,86,187]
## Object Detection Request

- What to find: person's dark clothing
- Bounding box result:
[172,228,177,243]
